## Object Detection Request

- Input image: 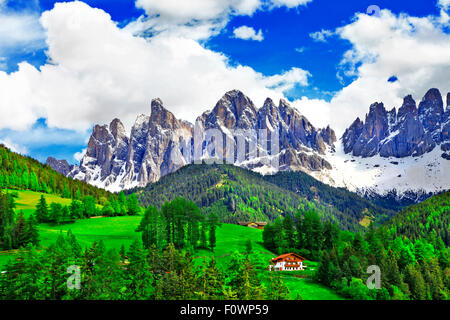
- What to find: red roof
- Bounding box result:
[271,253,306,263]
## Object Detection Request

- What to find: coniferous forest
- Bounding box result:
[0,145,448,301]
[0,145,112,202]
[262,192,450,300]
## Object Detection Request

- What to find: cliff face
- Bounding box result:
[342,88,450,159]
[56,90,335,191]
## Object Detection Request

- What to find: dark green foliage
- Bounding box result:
[128,163,391,231]
[0,145,112,203]
[0,232,283,300]
[386,190,450,245]
[264,170,396,224]
[136,198,216,251]
[263,192,450,300]
[0,190,39,250]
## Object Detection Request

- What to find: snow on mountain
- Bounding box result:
[46,88,450,201]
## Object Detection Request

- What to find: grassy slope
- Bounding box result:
[8,189,73,218]
[197,224,344,300]
[0,191,343,300]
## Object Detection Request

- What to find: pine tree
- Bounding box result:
[35,195,49,223]
[266,271,290,300]
[207,212,220,252]
[127,194,141,216]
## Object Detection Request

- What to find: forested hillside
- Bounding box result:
[263,196,450,300]
[128,163,393,231]
[386,190,449,245]
[263,171,395,224]
[0,145,112,203]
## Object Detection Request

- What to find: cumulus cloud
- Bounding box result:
[271,0,313,8]
[296,8,450,136]
[233,25,264,41]
[0,138,28,154]
[74,148,86,162]
[309,29,334,42]
[263,67,311,90]
[439,0,450,9]
[0,2,45,55]
[0,1,311,133]
[131,0,313,40]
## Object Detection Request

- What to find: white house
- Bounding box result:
[269,253,307,271]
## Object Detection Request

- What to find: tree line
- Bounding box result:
[0,145,112,204]
[136,198,221,252]
[263,209,449,300]
[0,190,39,250]
[0,231,290,300]
[34,192,141,224]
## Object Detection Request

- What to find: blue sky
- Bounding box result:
[0,0,449,163]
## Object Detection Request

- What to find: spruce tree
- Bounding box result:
[35,195,49,223]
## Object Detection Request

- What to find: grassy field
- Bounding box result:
[0,190,344,300]
[197,224,344,300]
[38,216,142,249]
[8,189,74,218]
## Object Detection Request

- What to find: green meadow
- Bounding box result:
[8,189,73,218]
[0,190,344,300]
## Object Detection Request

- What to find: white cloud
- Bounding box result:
[0,138,28,154]
[263,67,311,90]
[0,1,311,133]
[439,0,450,24]
[309,29,333,42]
[135,0,261,24]
[296,8,450,136]
[233,25,264,41]
[74,148,86,162]
[131,0,313,40]
[439,0,450,9]
[270,0,313,8]
[0,1,45,56]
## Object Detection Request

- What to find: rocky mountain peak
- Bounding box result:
[320,125,337,147]
[418,88,444,142]
[109,118,127,142]
[150,98,180,131]
[342,117,364,154]
[342,88,449,159]
[397,95,417,120]
[210,90,257,130]
[65,90,337,191]
[46,157,73,176]
[446,92,450,110]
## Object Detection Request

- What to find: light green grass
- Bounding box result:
[8,189,73,218]
[38,216,142,250]
[195,224,344,300]
[0,205,344,300]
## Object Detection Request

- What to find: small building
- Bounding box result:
[238,222,267,230]
[269,253,306,271]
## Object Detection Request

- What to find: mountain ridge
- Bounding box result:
[47,88,450,203]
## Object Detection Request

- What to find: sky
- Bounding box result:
[0,0,449,163]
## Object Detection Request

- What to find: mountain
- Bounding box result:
[311,88,450,202]
[52,90,335,192]
[48,88,449,204]
[127,163,395,231]
[342,88,449,158]
[45,157,73,176]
